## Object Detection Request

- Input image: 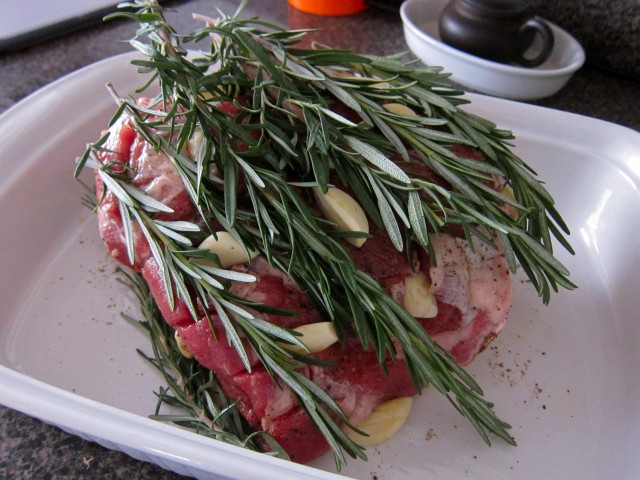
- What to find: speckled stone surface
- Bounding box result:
[0,407,187,479]
[0,1,639,479]
[529,0,640,81]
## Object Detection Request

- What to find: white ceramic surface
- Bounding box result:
[1,52,639,480]
[400,0,586,100]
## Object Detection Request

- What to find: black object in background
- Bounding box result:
[0,0,168,53]
[366,0,405,12]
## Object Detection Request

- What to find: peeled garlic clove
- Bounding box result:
[198,90,215,101]
[174,331,193,358]
[187,126,205,161]
[370,81,392,90]
[348,396,413,447]
[499,185,519,220]
[197,232,257,268]
[286,322,339,354]
[404,272,438,318]
[314,187,369,248]
[383,103,417,117]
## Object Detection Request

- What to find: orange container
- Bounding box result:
[288,0,367,16]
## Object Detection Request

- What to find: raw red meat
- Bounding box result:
[95,98,512,463]
[95,97,195,270]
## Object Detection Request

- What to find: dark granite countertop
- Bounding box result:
[0,1,638,479]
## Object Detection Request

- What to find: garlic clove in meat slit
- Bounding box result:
[174,331,193,358]
[499,185,519,220]
[197,232,258,268]
[187,127,205,161]
[348,396,413,447]
[403,272,438,318]
[314,187,369,247]
[370,81,392,90]
[382,102,418,117]
[285,322,339,354]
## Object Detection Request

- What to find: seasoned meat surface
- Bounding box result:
[96,98,512,463]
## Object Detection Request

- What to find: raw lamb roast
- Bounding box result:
[94,98,512,463]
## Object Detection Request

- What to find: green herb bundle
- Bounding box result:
[76,0,575,468]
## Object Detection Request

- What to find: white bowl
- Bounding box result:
[400,0,586,100]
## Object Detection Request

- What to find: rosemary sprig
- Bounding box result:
[118,269,289,459]
[76,0,576,468]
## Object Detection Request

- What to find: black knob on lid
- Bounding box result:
[460,0,530,15]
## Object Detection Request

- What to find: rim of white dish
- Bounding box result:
[400,0,585,78]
